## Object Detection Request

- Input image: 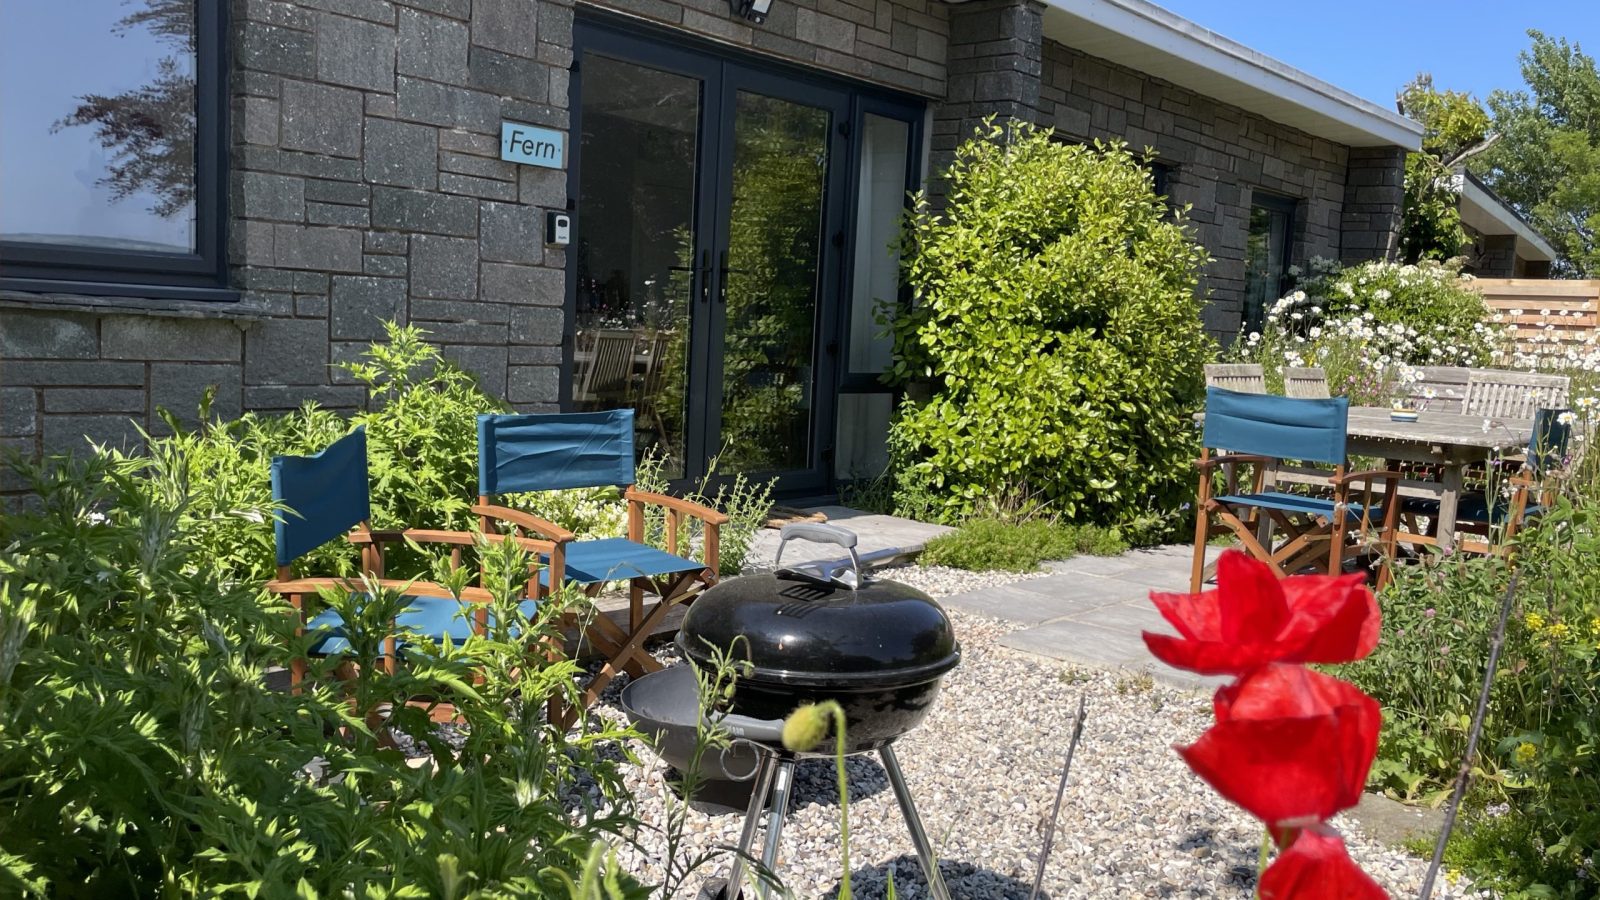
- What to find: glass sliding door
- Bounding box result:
[713,88,834,475]
[570,19,920,493]
[570,51,710,479]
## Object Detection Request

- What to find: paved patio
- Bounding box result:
[937,543,1227,689]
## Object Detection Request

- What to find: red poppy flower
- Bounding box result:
[1143,550,1380,676]
[1178,665,1380,829]
[1259,827,1388,899]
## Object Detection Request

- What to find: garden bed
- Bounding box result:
[594,567,1491,899]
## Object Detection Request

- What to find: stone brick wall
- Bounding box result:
[1340,146,1406,266]
[593,0,949,97]
[933,0,1042,177]
[1035,40,1356,335]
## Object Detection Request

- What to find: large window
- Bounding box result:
[1243,193,1296,333]
[0,1,229,299]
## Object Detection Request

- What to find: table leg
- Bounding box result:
[1437,464,1463,553]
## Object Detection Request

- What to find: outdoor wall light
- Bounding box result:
[734,0,772,24]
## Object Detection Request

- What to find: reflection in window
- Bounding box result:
[848,114,909,376]
[1244,195,1296,333]
[571,54,700,478]
[0,1,197,252]
[719,92,829,474]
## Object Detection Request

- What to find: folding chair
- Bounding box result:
[265,427,557,700]
[474,409,728,712]
[1400,407,1573,556]
[1191,388,1402,592]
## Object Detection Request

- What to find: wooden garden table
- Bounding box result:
[1343,406,1532,551]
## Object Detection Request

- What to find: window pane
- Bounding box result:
[834,392,893,480]
[848,114,909,375]
[1243,201,1292,332]
[0,1,197,253]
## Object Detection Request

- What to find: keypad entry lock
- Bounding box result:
[546,211,571,246]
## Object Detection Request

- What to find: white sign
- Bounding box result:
[500,122,564,169]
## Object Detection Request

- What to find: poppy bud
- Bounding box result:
[781,703,829,752]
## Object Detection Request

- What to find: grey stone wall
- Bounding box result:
[592,0,948,97]
[1340,146,1406,266]
[1035,40,1355,335]
[0,0,950,482]
[933,0,1042,179]
[1475,233,1518,279]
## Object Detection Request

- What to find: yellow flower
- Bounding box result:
[1514,742,1538,765]
[1547,621,1571,641]
[1588,616,1600,637]
[1524,612,1546,632]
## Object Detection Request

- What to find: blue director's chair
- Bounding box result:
[473,409,728,711]
[1191,388,1403,592]
[266,427,559,698]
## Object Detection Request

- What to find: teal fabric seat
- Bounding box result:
[536,536,705,587]
[305,594,541,656]
[1214,490,1384,522]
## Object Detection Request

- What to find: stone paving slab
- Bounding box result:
[745,505,952,569]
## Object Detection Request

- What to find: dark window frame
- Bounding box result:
[0,1,232,302]
[1243,191,1299,332]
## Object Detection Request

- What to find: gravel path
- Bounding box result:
[591,565,1489,899]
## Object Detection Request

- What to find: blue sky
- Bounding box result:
[1153,0,1599,110]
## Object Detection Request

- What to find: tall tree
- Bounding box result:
[1473,31,1600,277]
[1395,75,1491,263]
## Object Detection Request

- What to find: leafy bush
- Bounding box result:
[0,450,640,897]
[1231,258,1499,404]
[919,518,1126,572]
[888,120,1211,526]
[148,323,767,583]
[1345,497,1600,896]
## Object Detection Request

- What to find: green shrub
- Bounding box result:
[919,518,1126,572]
[888,120,1211,526]
[1345,497,1600,896]
[0,450,640,897]
[147,323,767,583]
[1230,258,1498,404]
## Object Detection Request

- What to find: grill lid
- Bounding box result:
[678,525,959,689]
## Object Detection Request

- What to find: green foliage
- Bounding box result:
[0,450,641,897]
[888,120,1211,526]
[146,324,766,583]
[1474,31,1600,276]
[1229,257,1497,405]
[1401,153,1467,264]
[1397,75,1491,263]
[1345,498,1600,896]
[919,518,1126,573]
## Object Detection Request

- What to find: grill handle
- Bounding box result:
[774,523,861,590]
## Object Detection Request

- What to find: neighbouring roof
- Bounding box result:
[1030,0,1424,150]
[1454,170,1557,262]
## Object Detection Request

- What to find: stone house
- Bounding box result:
[0,0,1422,497]
[1451,169,1555,278]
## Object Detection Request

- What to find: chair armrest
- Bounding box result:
[265,576,495,603]
[472,504,576,543]
[350,528,559,556]
[624,488,731,526]
[1195,454,1274,472]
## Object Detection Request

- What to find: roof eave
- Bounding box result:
[1034,0,1423,150]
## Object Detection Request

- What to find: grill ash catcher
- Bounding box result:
[621,524,960,900]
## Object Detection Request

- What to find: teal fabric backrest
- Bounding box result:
[1528,407,1572,473]
[270,427,370,566]
[477,410,636,495]
[1201,387,1349,465]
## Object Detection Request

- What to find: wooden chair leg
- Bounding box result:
[1190,505,1211,593]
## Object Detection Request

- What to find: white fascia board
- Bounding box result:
[1039,0,1423,150]
[1459,177,1556,262]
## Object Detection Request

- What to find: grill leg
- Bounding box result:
[881,743,952,900]
[756,757,798,900]
[721,750,779,900]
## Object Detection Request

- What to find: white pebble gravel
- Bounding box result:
[584,564,1492,899]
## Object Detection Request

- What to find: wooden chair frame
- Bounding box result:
[474,488,728,721]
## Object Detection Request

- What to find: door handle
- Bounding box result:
[700,249,712,304]
[718,250,748,304]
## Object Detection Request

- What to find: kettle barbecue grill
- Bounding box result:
[623,523,960,900]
